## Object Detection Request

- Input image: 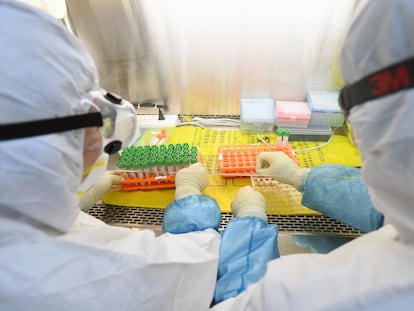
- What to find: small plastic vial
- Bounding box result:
[282,128,290,147]
[276,128,284,147]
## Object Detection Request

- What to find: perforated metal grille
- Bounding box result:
[88,203,362,237]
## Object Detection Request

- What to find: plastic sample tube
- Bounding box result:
[174,156,182,172]
[141,158,150,182]
[166,157,174,176]
[283,128,290,146]
[149,156,157,177]
[142,150,150,161]
[124,161,135,179]
[133,159,145,185]
[159,145,167,154]
[150,145,158,154]
[190,154,198,164]
[276,128,284,147]
[182,155,189,169]
[167,144,175,153]
[117,160,129,179]
[157,156,166,176]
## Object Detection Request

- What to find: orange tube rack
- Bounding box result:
[218,143,298,177]
[116,143,200,191]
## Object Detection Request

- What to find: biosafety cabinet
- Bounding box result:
[63,0,359,115]
[27,0,365,254]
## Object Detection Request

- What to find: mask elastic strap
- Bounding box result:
[339,57,414,114]
[0,112,103,141]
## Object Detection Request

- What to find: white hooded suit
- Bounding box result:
[0,1,220,310]
[212,0,414,309]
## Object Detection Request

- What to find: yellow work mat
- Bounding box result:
[103,125,361,215]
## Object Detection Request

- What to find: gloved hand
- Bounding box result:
[79,172,124,211]
[163,162,220,234]
[175,163,209,200]
[256,151,310,191]
[231,186,267,221]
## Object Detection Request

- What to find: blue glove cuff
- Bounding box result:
[214,217,279,303]
[303,165,384,232]
[162,194,221,234]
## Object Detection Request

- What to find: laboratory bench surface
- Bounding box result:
[95,116,362,254]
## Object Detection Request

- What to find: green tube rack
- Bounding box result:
[116,143,200,191]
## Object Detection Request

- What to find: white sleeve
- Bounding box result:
[0,213,221,311]
[211,226,414,311]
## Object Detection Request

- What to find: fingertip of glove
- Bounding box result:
[112,175,125,183]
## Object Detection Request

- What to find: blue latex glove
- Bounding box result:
[302,164,384,233]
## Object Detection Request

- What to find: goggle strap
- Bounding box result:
[340,57,414,111]
[0,112,103,141]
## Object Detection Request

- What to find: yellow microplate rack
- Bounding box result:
[251,176,322,215]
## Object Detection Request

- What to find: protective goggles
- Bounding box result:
[0,89,137,154]
[339,57,414,118]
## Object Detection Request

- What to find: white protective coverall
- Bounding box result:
[212,0,414,309]
[0,2,222,310]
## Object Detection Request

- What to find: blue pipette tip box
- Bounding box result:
[240,98,276,134]
[307,91,345,127]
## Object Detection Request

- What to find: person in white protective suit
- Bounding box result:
[210,0,414,309]
[0,1,279,309]
[0,1,222,309]
[3,0,414,310]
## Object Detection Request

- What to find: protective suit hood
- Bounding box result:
[0,1,99,232]
[340,0,414,243]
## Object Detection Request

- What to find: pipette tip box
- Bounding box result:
[240,98,276,134]
[307,91,345,127]
[276,100,311,128]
